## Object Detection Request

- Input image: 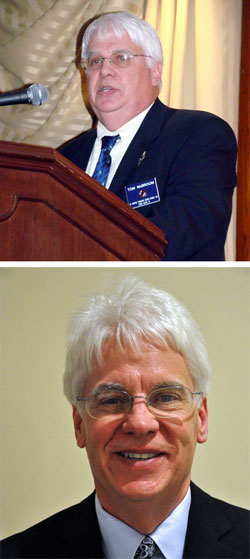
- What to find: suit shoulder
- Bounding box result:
[155,106,237,158]
[58,128,96,156]
[191,482,249,513]
[190,483,249,535]
[206,492,249,523]
[1,494,97,558]
[185,484,249,558]
[165,105,236,138]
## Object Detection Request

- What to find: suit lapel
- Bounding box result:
[57,492,103,558]
[183,483,242,558]
[81,129,97,171]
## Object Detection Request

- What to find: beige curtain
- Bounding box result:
[0,0,142,147]
[145,0,242,260]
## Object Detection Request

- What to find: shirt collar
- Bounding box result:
[95,487,191,559]
[151,488,191,559]
[96,102,154,141]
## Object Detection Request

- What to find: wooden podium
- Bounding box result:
[0,140,167,261]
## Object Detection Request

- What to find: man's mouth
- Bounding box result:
[100,86,113,92]
[117,451,163,461]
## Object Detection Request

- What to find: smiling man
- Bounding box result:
[73,339,208,539]
[58,11,237,261]
[1,277,249,559]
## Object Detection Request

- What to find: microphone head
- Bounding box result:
[27,83,49,105]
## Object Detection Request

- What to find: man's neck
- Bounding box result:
[96,97,157,131]
[96,481,190,534]
[97,102,154,137]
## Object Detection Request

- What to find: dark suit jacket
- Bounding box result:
[58,99,237,261]
[1,483,249,558]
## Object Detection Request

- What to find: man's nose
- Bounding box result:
[99,58,116,75]
[121,397,159,437]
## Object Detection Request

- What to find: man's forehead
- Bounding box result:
[90,337,186,378]
[88,29,137,52]
[100,336,168,360]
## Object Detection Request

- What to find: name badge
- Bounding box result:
[125,178,160,209]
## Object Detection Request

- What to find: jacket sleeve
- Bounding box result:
[147,115,237,261]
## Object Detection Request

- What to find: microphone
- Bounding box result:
[0,83,49,106]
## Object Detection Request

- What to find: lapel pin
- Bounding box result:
[137,151,146,166]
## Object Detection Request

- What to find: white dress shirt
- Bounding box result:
[85,103,154,188]
[95,487,191,559]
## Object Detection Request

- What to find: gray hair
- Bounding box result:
[81,11,163,69]
[63,277,211,409]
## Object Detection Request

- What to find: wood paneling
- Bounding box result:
[236,0,250,261]
[0,141,167,261]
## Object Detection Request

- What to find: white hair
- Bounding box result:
[81,11,163,69]
[63,277,211,409]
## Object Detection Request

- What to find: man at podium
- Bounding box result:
[58,12,237,261]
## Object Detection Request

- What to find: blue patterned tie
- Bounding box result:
[134,536,158,558]
[92,134,120,186]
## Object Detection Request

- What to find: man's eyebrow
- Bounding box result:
[93,382,185,393]
[149,382,184,390]
[87,49,132,56]
[94,382,126,392]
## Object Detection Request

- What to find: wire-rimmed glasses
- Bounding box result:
[81,50,154,71]
[76,384,203,420]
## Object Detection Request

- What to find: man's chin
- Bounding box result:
[93,97,123,114]
[113,479,166,503]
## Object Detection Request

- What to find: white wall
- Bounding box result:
[1,267,249,538]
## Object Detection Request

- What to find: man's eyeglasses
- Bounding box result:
[76,385,203,420]
[81,50,154,72]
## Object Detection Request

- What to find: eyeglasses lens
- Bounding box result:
[84,51,132,71]
[87,386,192,419]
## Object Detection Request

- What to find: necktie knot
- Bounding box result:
[101,134,120,152]
[134,536,158,558]
[92,134,120,186]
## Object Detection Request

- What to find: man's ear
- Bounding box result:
[197,398,208,444]
[151,62,162,87]
[72,406,86,448]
